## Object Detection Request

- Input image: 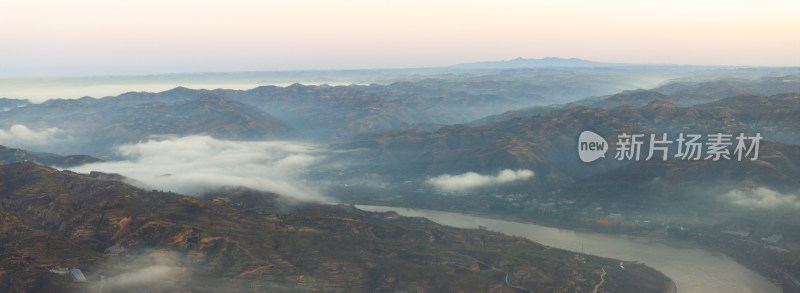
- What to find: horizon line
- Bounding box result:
[2,57,799,79]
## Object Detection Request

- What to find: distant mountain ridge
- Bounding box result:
[1,74,623,155]
[451,57,614,69]
[92,94,300,147]
[0,98,30,111]
[0,93,300,156]
[342,93,800,189]
[472,75,800,126]
[2,71,796,159]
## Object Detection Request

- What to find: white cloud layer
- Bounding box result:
[427,169,534,192]
[0,124,69,146]
[723,187,800,209]
[70,135,328,202]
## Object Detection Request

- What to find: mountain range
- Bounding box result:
[0,98,30,111]
[450,57,612,69]
[3,73,794,159]
[342,93,799,185]
[1,66,798,292]
[0,94,299,157]
[472,75,800,125]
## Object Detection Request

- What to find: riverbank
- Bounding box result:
[354,204,781,293]
[345,198,794,291]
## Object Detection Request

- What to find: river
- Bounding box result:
[355,205,780,293]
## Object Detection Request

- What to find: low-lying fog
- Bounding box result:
[64,135,800,214]
[68,136,330,202]
[426,169,534,192]
[65,135,543,203]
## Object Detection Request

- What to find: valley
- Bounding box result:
[1,63,798,292]
[0,162,674,292]
[3,0,798,290]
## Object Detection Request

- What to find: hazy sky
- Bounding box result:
[1,0,798,76]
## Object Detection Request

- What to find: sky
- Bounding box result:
[1,0,799,76]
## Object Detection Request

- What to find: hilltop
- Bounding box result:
[0,145,101,167]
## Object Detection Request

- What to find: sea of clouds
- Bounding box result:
[0,124,70,146]
[70,135,329,202]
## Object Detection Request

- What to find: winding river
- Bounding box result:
[355,205,780,293]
